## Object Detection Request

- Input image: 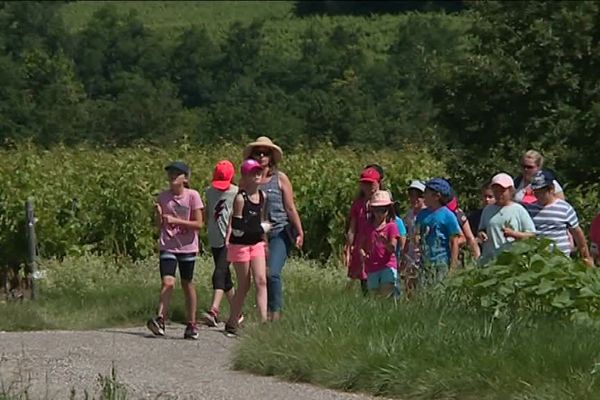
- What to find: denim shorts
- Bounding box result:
[367,267,398,290]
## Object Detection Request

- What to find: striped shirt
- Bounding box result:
[526,200,579,256]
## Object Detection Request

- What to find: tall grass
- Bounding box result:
[233,264,600,400]
[0,254,218,331]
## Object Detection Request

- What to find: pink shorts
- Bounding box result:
[227,242,266,263]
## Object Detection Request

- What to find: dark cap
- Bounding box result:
[165,161,190,176]
[530,170,554,190]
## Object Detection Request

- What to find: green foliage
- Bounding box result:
[235,261,600,400]
[0,1,598,227]
[432,0,600,204]
[447,239,600,324]
[0,144,444,262]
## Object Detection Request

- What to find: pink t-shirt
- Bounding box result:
[350,198,370,244]
[363,221,400,274]
[158,188,204,253]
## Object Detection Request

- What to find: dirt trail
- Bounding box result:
[0,324,380,400]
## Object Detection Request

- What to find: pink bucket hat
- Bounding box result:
[370,190,393,207]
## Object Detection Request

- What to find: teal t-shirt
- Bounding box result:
[416,207,462,267]
[395,216,407,258]
[478,202,536,264]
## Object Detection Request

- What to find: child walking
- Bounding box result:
[147,161,204,339]
[202,160,243,327]
[345,167,382,294]
[401,180,427,297]
[415,178,463,284]
[361,190,400,297]
[224,159,271,336]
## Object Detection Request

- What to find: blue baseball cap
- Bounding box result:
[530,170,554,190]
[165,161,190,176]
[425,178,453,197]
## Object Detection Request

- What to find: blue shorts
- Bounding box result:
[367,267,398,290]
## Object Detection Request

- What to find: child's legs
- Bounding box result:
[267,231,291,313]
[249,243,268,323]
[377,268,397,298]
[210,247,235,311]
[178,253,197,324]
[226,244,251,326]
[367,270,382,293]
[158,252,178,318]
[228,262,251,326]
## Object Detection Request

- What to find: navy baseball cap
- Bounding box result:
[165,161,190,176]
[425,178,453,197]
[530,170,554,190]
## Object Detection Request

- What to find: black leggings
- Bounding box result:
[211,247,234,292]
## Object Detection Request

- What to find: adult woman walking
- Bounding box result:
[244,136,304,321]
[515,150,565,204]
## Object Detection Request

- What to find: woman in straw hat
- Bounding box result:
[244,136,304,321]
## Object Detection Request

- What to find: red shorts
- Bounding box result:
[227,242,266,263]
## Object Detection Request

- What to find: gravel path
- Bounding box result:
[0,324,382,400]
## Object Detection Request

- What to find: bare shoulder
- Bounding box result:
[277,171,292,186]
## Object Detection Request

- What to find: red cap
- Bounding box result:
[212,160,235,191]
[359,167,381,183]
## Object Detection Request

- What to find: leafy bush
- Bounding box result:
[0,143,444,262]
[447,238,600,324]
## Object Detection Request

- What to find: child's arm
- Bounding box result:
[570,226,594,267]
[450,234,462,270]
[398,234,407,258]
[164,209,203,230]
[461,220,481,259]
[154,202,163,230]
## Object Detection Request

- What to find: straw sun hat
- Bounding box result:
[243,136,283,164]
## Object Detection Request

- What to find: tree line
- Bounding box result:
[0,1,599,200]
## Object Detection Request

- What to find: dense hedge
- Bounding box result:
[1,144,445,262]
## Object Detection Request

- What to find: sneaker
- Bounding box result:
[224,323,238,338]
[237,313,245,326]
[184,322,199,340]
[147,316,165,336]
[202,310,219,328]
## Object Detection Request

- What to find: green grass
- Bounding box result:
[6,254,596,399]
[0,254,225,331]
[0,364,128,400]
[233,265,600,400]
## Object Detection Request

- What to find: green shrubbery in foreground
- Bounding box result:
[234,256,600,400]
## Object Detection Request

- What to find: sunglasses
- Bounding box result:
[521,164,536,170]
[252,149,272,158]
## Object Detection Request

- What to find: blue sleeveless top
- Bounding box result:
[260,171,289,235]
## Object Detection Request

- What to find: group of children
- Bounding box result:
[146,157,273,339]
[144,146,600,339]
[345,152,600,298]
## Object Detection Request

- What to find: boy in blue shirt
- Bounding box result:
[416,178,464,284]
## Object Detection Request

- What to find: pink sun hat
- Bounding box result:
[370,190,393,207]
